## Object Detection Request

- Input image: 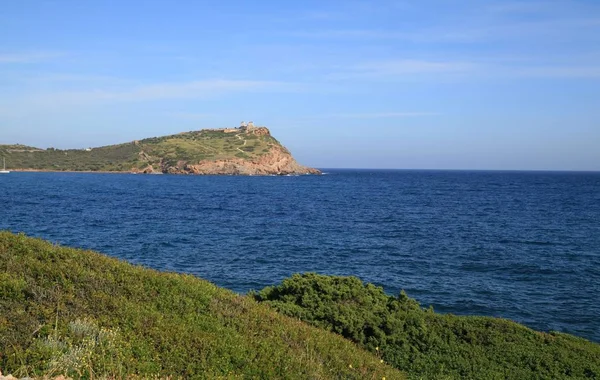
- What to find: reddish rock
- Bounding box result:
[183,144,320,175]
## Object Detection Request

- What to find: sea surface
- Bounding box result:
[1,170,599,342]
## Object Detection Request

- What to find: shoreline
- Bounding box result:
[10,169,148,174]
[8,169,320,176]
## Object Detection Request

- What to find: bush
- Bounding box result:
[0,233,401,379]
[254,273,600,379]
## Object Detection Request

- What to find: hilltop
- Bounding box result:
[0,232,400,378]
[0,123,320,175]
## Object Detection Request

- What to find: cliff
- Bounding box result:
[0,126,320,175]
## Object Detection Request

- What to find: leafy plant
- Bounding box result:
[254,273,600,379]
[0,232,401,379]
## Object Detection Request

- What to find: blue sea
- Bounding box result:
[1,170,599,342]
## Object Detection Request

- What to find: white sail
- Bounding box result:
[0,157,9,174]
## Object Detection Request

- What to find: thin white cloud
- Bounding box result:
[510,66,600,78]
[358,59,474,74]
[328,56,600,81]
[0,51,63,63]
[14,79,298,107]
[486,1,554,14]
[291,29,411,39]
[293,14,600,43]
[289,28,487,43]
[485,0,600,17]
[27,73,122,83]
[301,11,345,20]
[97,79,282,101]
[321,112,438,118]
[328,59,476,80]
[170,112,216,120]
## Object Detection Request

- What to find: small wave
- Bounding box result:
[498,239,559,246]
[243,236,264,241]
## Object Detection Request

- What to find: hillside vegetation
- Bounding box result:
[0,127,286,173]
[0,232,401,379]
[254,273,600,379]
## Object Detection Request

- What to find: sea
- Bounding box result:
[1,170,599,342]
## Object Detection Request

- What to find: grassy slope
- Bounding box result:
[254,273,600,380]
[0,232,401,379]
[0,129,282,172]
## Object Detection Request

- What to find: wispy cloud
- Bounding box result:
[289,28,486,43]
[292,14,600,44]
[486,1,553,14]
[170,112,216,120]
[291,29,410,39]
[320,112,438,118]
[510,66,600,78]
[328,59,476,80]
[326,55,600,81]
[300,10,346,20]
[11,79,299,107]
[485,0,600,17]
[26,73,122,83]
[358,59,474,74]
[0,51,63,63]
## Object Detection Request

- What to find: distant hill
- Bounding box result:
[0,125,320,175]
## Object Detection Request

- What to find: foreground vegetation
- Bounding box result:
[4,232,598,379]
[0,128,281,172]
[0,232,401,379]
[254,273,600,379]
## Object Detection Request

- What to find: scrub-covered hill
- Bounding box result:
[0,232,397,379]
[0,124,320,175]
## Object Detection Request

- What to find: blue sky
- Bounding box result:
[1,0,599,170]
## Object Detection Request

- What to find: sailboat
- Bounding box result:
[0,157,9,174]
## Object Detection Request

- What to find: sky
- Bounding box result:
[1,0,599,170]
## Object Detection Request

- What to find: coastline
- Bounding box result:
[8,168,320,176]
[1,126,321,176]
[11,169,140,174]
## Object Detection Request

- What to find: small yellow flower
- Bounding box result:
[380,359,384,363]
[375,346,379,351]
[382,377,386,380]
[349,364,353,369]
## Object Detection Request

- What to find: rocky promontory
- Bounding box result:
[0,123,320,176]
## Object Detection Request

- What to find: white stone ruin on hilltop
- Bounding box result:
[239,121,255,130]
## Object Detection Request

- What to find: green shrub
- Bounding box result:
[0,232,401,379]
[254,273,600,379]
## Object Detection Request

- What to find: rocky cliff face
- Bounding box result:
[182,144,320,175]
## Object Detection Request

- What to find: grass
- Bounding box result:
[253,273,600,379]
[0,232,401,379]
[0,128,282,173]
[0,143,141,172]
[6,232,596,378]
